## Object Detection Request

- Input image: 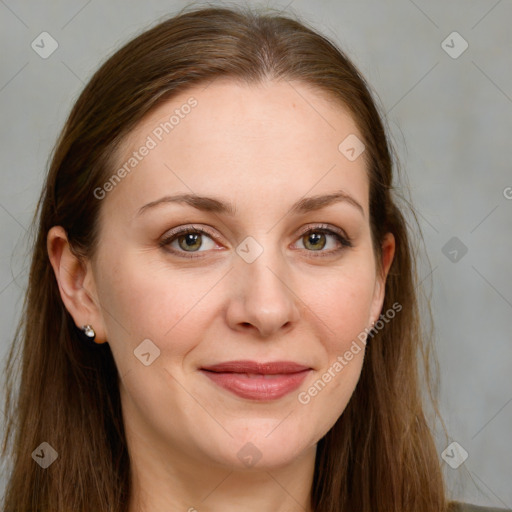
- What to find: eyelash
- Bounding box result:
[159,224,353,260]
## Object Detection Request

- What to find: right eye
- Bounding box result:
[160,226,223,259]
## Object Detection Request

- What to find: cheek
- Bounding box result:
[94,251,222,370]
[312,263,376,348]
[296,262,374,428]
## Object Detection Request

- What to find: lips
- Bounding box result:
[200,360,311,401]
[201,360,310,374]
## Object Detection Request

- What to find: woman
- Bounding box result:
[1,5,508,512]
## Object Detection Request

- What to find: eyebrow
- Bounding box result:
[137,190,365,217]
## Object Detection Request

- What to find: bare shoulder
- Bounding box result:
[449,501,512,512]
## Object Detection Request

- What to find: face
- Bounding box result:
[78,80,394,470]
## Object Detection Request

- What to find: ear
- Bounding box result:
[369,232,396,325]
[47,226,108,343]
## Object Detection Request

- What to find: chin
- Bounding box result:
[201,426,316,471]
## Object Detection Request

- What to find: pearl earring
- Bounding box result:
[81,324,96,339]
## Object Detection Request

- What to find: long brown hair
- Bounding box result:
[2,5,447,511]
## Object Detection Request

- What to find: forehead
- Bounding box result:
[102,79,369,219]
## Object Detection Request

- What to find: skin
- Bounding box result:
[48,79,395,512]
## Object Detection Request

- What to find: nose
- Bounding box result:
[225,246,301,338]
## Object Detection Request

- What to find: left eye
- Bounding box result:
[294,228,347,252]
[160,225,351,259]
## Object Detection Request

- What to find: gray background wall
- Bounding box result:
[1,0,511,507]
